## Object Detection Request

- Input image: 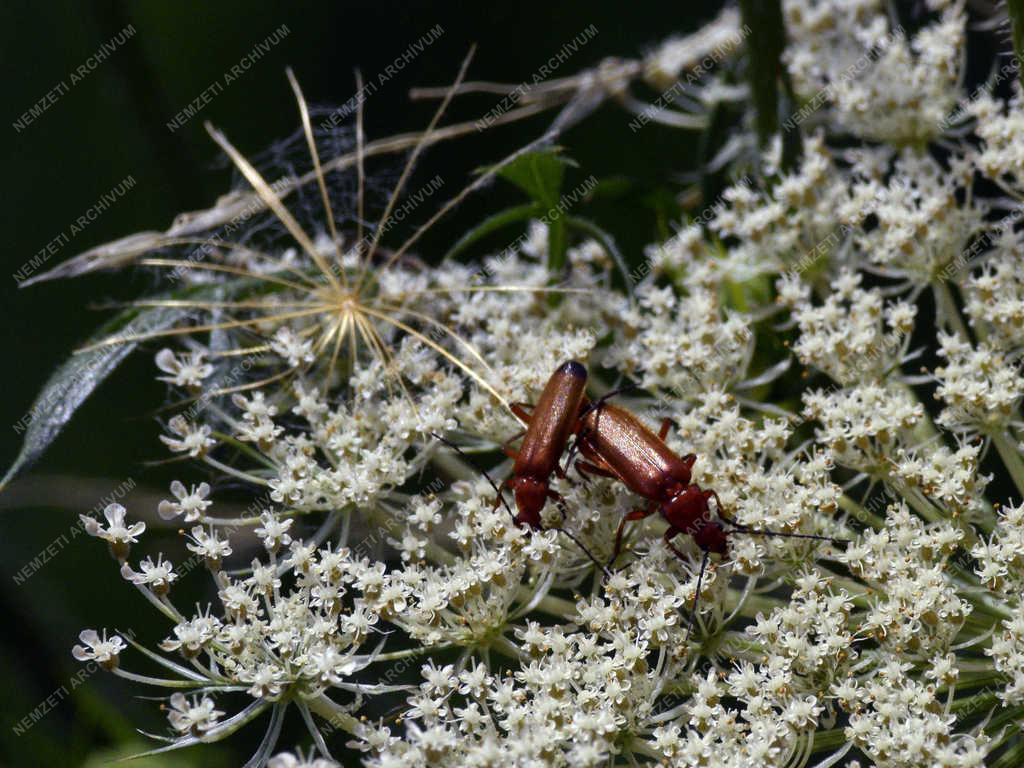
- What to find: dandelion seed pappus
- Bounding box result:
[77,51,589,425]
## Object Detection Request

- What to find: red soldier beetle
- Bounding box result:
[501,360,589,530]
[572,398,845,637]
[430,360,609,572]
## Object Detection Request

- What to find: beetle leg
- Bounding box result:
[562,428,589,476]
[659,418,672,440]
[510,402,534,423]
[662,525,689,563]
[575,459,619,484]
[573,437,620,483]
[609,502,658,567]
[703,489,729,522]
[491,478,514,518]
[500,430,526,460]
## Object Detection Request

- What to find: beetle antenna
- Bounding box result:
[684,549,710,643]
[713,494,848,547]
[577,384,640,421]
[429,432,515,518]
[554,526,613,578]
[678,364,706,392]
[728,526,848,547]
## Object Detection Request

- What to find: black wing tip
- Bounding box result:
[559,360,587,379]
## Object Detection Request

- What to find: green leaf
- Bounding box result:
[496,148,574,208]
[3,271,276,492]
[1,304,189,491]
[496,149,578,273]
[443,202,542,262]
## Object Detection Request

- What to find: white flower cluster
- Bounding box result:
[710,135,849,280]
[784,0,965,144]
[840,657,989,767]
[934,333,1024,434]
[843,504,968,656]
[786,269,914,385]
[60,2,1024,765]
[804,383,923,475]
[964,252,1024,349]
[971,86,1024,187]
[848,151,984,283]
[605,283,754,396]
[974,501,1024,706]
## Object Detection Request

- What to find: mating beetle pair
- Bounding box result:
[490,361,842,628]
[435,360,841,637]
[502,360,729,562]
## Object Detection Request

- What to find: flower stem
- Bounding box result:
[202,455,270,486]
[838,494,886,530]
[374,644,451,662]
[489,634,525,661]
[111,668,204,687]
[812,726,852,753]
[934,281,971,341]
[991,430,1024,501]
[306,694,362,737]
[534,593,579,619]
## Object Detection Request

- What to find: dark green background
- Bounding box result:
[0,1,720,765]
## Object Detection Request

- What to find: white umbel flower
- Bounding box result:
[71,628,126,671]
[167,692,224,737]
[160,415,215,457]
[158,480,212,522]
[154,348,213,389]
[80,503,145,560]
[121,554,177,595]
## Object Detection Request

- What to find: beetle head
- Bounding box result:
[511,476,548,530]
